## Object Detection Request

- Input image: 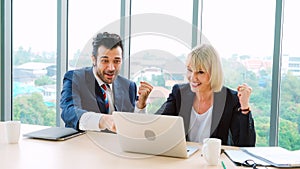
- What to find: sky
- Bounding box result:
[12,0,300,60]
[13,0,57,53]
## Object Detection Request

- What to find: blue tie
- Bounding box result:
[101,84,109,113]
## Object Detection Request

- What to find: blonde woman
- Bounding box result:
[156,44,255,147]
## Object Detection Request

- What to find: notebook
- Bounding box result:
[225,147,300,168]
[241,147,300,168]
[23,127,85,141]
[112,111,199,158]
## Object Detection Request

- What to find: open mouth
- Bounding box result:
[191,82,201,88]
[104,72,114,79]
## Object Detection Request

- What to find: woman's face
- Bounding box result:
[186,63,211,93]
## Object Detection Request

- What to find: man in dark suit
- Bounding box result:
[60,32,153,132]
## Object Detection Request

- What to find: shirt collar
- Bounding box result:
[92,67,112,89]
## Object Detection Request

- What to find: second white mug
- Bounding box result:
[202,138,221,165]
[5,121,21,144]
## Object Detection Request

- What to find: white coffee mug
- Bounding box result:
[0,122,6,143]
[202,138,221,165]
[5,121,21,144]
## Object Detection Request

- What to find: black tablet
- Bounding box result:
[23,127,85,141]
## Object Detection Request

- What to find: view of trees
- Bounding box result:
[13,92,56,126]
[14,46,56,66]
[225,57,300,150]
[34,76,55,86]
[13,47,57,127]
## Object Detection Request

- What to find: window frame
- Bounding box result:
[269,0,283,146]
[56,0,68,126]
[0,0,285,146]
[1,0,12,121]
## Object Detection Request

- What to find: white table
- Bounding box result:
[0,123,250,169]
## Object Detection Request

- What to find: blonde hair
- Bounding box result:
[186,44,224,92]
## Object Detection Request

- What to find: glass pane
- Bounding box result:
[12,0,57,126]
[279,0,300,150]
[130,0,193,113]
[68,0,121,69]
[202,0,276,146]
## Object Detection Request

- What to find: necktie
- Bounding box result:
[101,84,109,113]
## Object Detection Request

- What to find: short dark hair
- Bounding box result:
[92,32,123,57]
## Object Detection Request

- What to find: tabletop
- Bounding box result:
[0,123,257,169]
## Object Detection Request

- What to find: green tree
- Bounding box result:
[222,58,247,88]
[13,92,55,126]
[253,116,270,147]
[34,75,55,86]
[147,98,166,114]
[33,51,55,63]
[13,47,32,65]
[152,74,165,87]
[222,56,300,150]
[69,49,81,67]
[281,73,300,104]
[278,118,300,150]
[239,55,251,60]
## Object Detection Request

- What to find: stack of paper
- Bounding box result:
[225,146,300,168]
[241,147,300,167]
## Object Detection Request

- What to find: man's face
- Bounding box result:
[92,45,122,84]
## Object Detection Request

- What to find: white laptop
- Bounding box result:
[112,111,199,158]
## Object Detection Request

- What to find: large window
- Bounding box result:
[12,0,57,126]
[1,0,298,149]
[279,0,300,150]
[68,0,121,69]
[130,0,193,113]
[202,0,276,147]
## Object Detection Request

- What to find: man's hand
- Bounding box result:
[137,81,153,109]
[99,114,116,132]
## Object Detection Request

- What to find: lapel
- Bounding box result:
[85,67,107,113]
[112,78,122,111]
[85,67,97,98]
[178,84,195,135]
[211,87,227,135]
[113,76,135,112]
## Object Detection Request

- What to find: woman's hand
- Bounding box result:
[237,83,252,114]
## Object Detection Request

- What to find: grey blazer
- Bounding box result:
[60,67,138,129]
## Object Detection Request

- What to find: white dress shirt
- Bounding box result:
[79,68,146,131]
[188,106,213,143]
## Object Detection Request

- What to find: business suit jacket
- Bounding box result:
[60,67,137,129]
[156,83,256,147]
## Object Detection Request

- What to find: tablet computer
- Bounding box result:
[23,127,85,141]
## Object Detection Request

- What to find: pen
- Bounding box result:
[221,161,227,169]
